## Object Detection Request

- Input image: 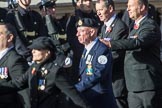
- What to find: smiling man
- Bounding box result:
[95,0,128,108]
[102,0,162,108]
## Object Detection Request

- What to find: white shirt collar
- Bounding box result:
[135,14,147,25]
[0,46,14,60]
[85,38,98,58]
[104,14,116,28]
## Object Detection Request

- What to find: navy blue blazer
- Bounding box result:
[75,38,117,108]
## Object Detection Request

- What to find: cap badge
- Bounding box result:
[78,19,83,26]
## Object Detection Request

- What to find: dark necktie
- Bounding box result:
[80,48,87,67]
[82,48,87,59]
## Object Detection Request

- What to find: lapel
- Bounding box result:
[129,16,148,37]
[79,48,87,68]
[102,17,118,38]
[30,62,44,99]
[0,49,13,65]
[79,40,100,76]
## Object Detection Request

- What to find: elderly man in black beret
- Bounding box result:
[75,18,117,108]
[0,37,91,108]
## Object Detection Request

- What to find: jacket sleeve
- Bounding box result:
[55,68,91,108]
[111,20,161,51]
[0,69,29,94]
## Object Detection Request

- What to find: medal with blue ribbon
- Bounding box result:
[86,64,93,75]
[0,67,8,79]
[38,79,46,90]
[85,54,93,75]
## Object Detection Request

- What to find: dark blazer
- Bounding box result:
[101,16,128,97]
[111,16,162,92]
[0,48,29,108]
[0,55,90,108]
[75,39,117,108]
[6,5,47,60]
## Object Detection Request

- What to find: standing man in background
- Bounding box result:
[6,0,47,62]
[100,0,162,107]
[95,0,128,108]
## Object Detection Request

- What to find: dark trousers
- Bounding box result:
[128,90,162,108]
[116,96,128,108]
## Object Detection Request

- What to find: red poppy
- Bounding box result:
[134,24,139,30]
[107,27,112,32]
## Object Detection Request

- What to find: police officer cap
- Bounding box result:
[77,18,99,28]
[28,37,56,52]
[39,0,56,10]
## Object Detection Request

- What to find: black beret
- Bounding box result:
[39,0,56,10]
[76,18,99,28]
[28,37,56,52]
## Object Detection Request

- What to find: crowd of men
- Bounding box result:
[0,0,162,108]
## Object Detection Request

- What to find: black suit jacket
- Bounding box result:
[101,16,128,97]
[0,55,90,108]
[111,16,162,92]
[0,48,29,108]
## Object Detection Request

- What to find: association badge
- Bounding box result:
[98,55,107,64]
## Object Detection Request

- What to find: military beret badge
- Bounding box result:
[78,19,83,26]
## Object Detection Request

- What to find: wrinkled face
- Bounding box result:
[127,0,142,20]
[0,25,12,51]
[77,0,93,13]
[32,49,50,63]
[76,26,92,45]
[95,2,110,22]
[19,0,31,6]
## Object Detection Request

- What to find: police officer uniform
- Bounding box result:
[39,0,71,56]
[0,37,91,108]
[6,3,47,61]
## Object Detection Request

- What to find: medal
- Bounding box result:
[41,67,48,77]
[38,79,46,90]
[31,67,36,75]
[86,55,93,64]
[1,75,5,79]
[86,64,93,76]
[0,67,8,79]
[40,85,45,90]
